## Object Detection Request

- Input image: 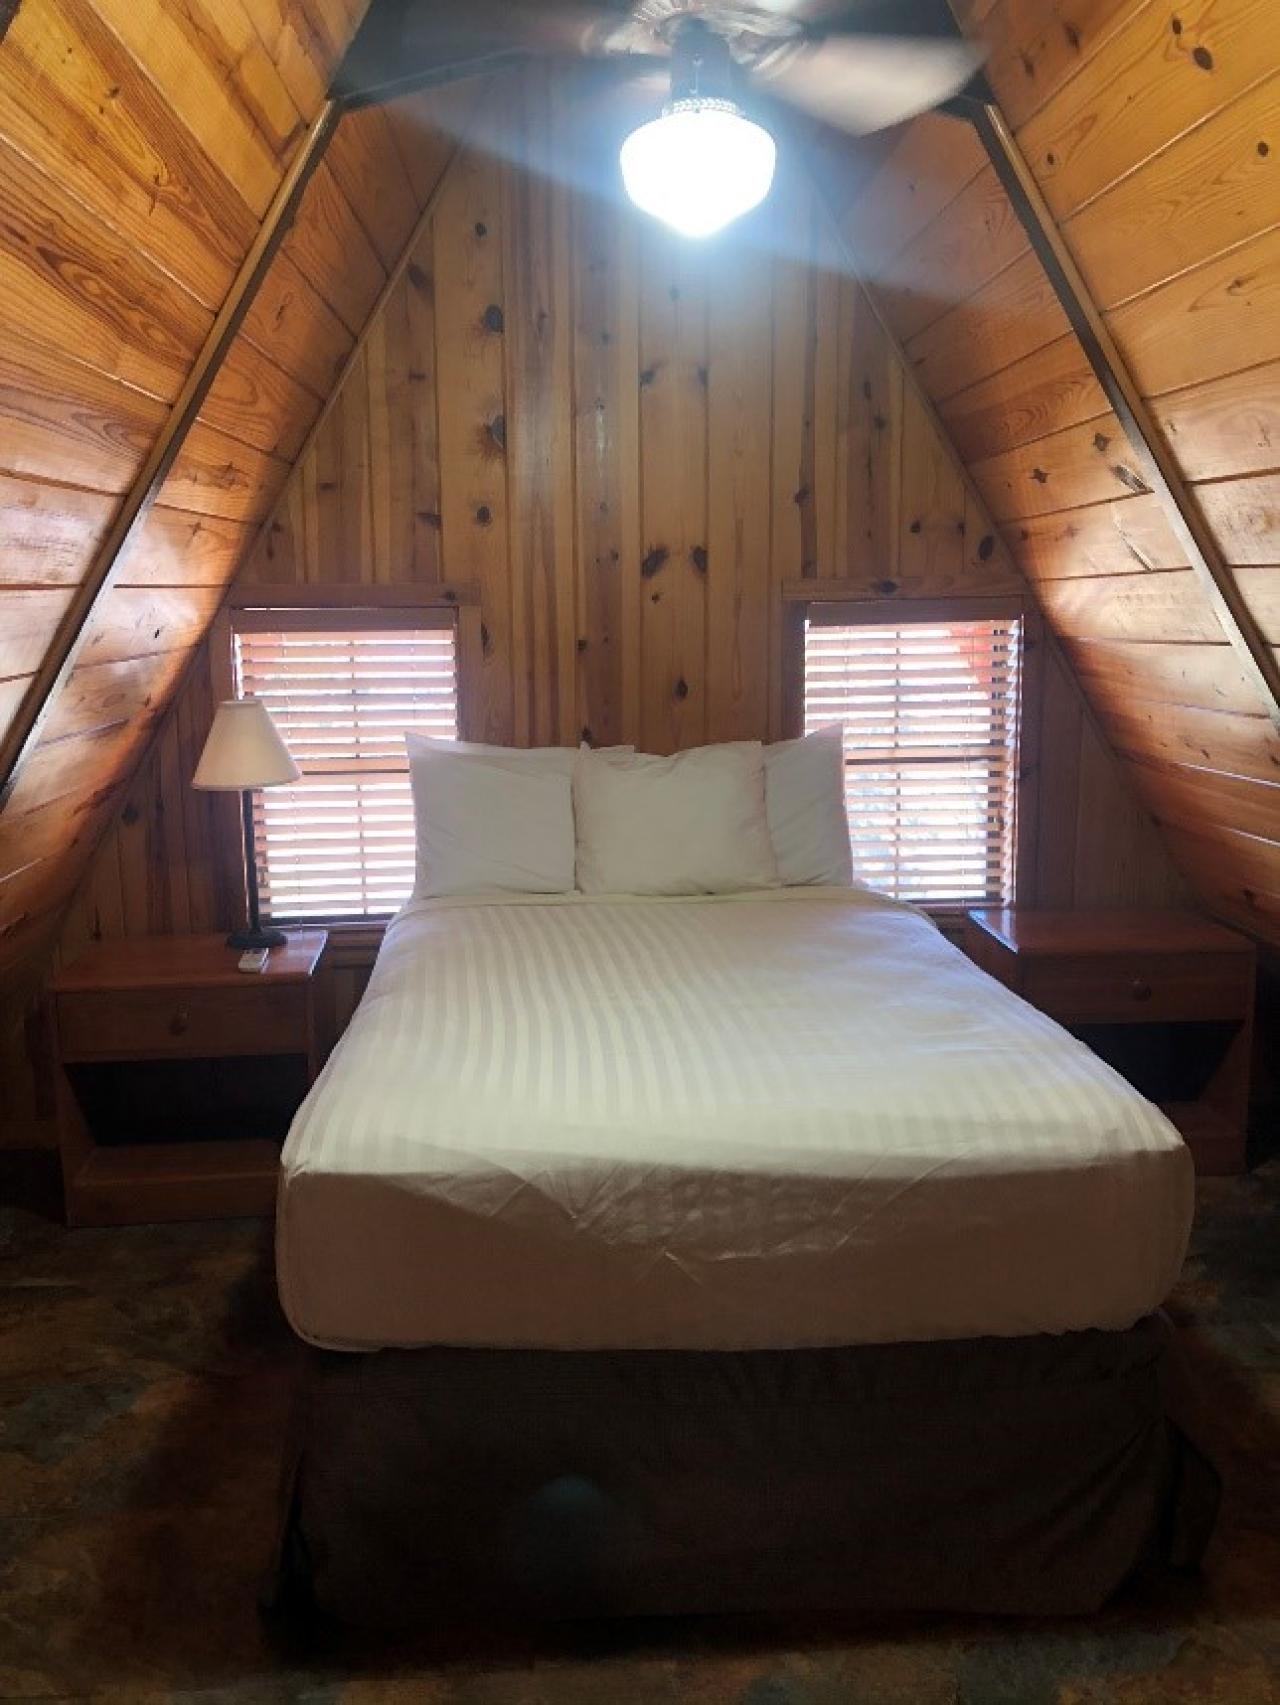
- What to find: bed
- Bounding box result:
[271,888,1216,1624]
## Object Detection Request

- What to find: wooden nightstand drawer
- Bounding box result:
[1022,951,1252,1024]
[57,982,308,1061]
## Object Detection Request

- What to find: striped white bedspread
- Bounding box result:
[277,889,1193,1351]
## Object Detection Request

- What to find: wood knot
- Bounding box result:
[909,519,922,534]
[639,366,657,387]
[488,414,506,450]
[407,262,432,295]
[417,510,441,529]
[690,545,707,573]
[480,621,493,657]
[793,484,811,506]
[1112,463,1149,495]
[674,677,689,701]
[475,504,492,525]
[978,535,995,560]
[641,545,669,578]
[873,579,897,596]
[483,303,504,333]
[1192,44,1213,70]
[1031,467,1049,484]
[581,726,593,745]
[1093,431,1111,453]
[474,220,488,238]
[576,637,588,653]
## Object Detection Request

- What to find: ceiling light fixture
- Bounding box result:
[620,96,776,239]
[619,20,776,239]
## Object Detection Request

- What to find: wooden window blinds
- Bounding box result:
[803,608,1024,906]
[232,613,458,922]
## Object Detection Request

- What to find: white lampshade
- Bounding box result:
[192,697,299,791]
[620,98,776,238]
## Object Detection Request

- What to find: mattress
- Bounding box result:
[277,889,1194,1351]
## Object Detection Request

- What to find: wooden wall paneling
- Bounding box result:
[842,284,903,590]
[571,136,642,750]
[642,228,713,754]
[705,226,774,742]
[502,67,577,748]
[432,138,513,743]
[896,383,969,592]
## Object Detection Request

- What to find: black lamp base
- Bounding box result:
[227,925,288,951]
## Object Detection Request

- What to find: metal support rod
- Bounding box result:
[961,93,1280,730]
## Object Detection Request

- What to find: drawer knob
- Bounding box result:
[1130,978,1153,1003]
[169,1009,190,1036]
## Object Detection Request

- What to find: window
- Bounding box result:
[803,604,1024,906]
[231,610,458,922]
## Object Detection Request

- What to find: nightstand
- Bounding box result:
[50,932,327,1226]
[964,909,1255,1175]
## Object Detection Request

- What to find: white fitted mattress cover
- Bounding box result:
[277,889,1193,1351]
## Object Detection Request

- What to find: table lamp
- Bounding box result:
[193,696,300,950]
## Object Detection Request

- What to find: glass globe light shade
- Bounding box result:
[619,98,777,238]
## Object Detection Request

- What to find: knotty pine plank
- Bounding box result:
[1196,472,1280,566]
[241,250,355,403]
[503,68,577,748]
[0,132,210,405]
[976,0,1142,133]
[0,332,165,494]
[842,113,987,273]
[1018,0,1277,223]
[1005,492,1189,579]
[1066,635,1267,716]
[1040,566,1227,644]
[1062,68,1280,312]
[940,334,1108,464]
[905,248,1069,405]
[0,476,115,588]
[571,151,641,749]
[1108,221,1280,399]
[199,340,323,463]
[970,412,1149,524]
[432,142,512,743]
[705,231,773,742]
[637,225,710,754]
[0,0,258,309]
[119,510,256,589]
[872,165,1028,346]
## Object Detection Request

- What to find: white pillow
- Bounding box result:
[574,743,779,896]
[765,724,854,887]
[407,743,575,897]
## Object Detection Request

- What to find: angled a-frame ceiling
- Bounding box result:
[811,0,1280,945]
[1,0,1277,993]
[0,0,487,989]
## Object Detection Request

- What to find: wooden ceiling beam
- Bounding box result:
[0,99,342,806]
[958,92,1280,732]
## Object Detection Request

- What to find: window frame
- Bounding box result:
[211,584,482,933]
[782,591,1042,920]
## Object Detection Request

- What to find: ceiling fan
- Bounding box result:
[338,0,984,238]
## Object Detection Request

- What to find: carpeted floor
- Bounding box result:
[0,1155,1276,1704]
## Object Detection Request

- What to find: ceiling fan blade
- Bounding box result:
[752,32,984,134]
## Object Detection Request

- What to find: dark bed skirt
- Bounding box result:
[269,1314,1218,1627]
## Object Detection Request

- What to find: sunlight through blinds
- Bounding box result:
[804,613,1023,905]
[233,619,457,921]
